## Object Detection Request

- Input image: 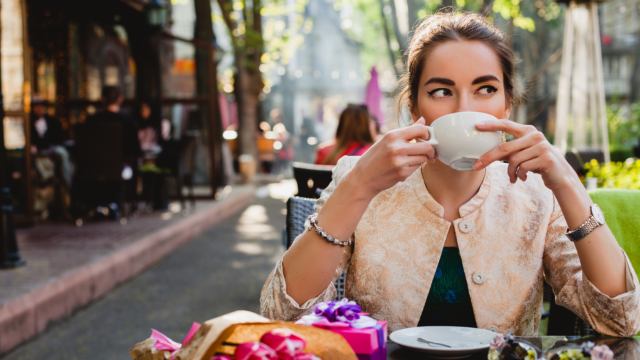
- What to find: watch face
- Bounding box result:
[592,204,605,225]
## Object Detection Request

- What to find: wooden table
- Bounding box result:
[386,336,640,360]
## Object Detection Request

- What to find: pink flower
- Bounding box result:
[591,345,614,360]
[490,334,505,351]
[211,356,233,360]
[260,328,307,360]
[234,342,278,360]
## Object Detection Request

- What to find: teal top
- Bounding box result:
[418,247,477,327]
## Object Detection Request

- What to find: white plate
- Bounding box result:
[389,326,498,359]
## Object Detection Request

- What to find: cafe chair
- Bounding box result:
[292,162,334,199]
[157,131,198,212]
[285,196,347,300]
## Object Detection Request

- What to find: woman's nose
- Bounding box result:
[454,93,471,113]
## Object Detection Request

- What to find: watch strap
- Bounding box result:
[566,216,600,242]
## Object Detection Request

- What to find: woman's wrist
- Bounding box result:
[341,167,379,202]
[551,173,593,230]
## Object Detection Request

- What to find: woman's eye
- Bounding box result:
[477,85,498,95]
[428,88,452,99]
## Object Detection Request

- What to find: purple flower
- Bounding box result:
[312,298,362,323]
[490,334,505,351]
[590,345,614,360]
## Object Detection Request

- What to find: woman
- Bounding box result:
[315,104,375,165]
[137,101,171,152]
[261,12,640,336]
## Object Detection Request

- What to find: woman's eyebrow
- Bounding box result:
[424,77,455,86]
[472,75,500,84]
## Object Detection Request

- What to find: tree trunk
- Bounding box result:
[234,50,258,157]
[377,0,402,78]
[194,0,222,192]
[389,0,408,61]
[406,0,419,36]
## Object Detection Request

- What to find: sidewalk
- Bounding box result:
[0,185,256,355]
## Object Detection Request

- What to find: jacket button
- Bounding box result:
[472,271,486,284]
[487,326,499,332]
[459,220,473,233]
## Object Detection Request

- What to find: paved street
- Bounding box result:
[0,195,287,360]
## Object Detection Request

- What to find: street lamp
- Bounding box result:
[146,0,167,30]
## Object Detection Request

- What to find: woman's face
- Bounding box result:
[140,103,151,120]
[414,40,511,125]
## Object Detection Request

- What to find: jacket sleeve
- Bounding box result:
[260,157,357,321]
[543,196,640,336]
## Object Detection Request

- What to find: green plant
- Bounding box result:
[607,101,640,158]
[584,159,640,190]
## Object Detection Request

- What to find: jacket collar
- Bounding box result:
[406,163,493,218]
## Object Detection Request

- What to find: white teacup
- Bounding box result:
[421,111,502,171]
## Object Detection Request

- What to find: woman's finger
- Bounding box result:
[474,130,546,170]
[398,118,430,142]
[404,141,436,159]
[506,146,542,183]
[405,155,429,167]
[514,157,544,182]
[475,119,537,139]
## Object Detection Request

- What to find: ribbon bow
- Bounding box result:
[151,322,201,360]
[295,298,377,329]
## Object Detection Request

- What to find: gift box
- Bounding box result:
[324,320,387,360]
[295,299,388,360]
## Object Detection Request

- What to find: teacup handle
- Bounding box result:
[424,126,438,145]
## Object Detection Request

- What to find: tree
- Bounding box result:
[217,0,264,157]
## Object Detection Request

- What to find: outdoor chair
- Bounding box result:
[285,196,347,300]
[157,130,198,212]
[292,162,334,199]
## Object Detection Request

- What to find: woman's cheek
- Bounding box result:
[418,99,455,125]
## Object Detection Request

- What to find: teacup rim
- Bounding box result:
[430,111,498,126]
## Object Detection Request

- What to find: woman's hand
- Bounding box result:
[472,120,576,192]
[350,118,435,198]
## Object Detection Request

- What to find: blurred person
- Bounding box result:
[30,95,73,217]
[87,86,142,162]
[315,104,374,165]
[30,96,65,153]
[137,100,172,153]
[83,86,142,218]
[137,100,175,210]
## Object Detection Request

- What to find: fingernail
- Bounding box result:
[418,117,424,122]
[477,121,485,127]
[473,160,482,170]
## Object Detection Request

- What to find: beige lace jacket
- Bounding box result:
[261,156,640,336]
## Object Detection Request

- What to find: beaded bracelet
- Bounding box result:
[306,213,352,247]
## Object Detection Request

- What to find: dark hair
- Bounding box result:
[136,100,162,127]
[397,11,519,119]
[101,85,121,105]
[323,104,375,165]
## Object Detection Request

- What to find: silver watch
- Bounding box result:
[565,204,606,242]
